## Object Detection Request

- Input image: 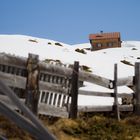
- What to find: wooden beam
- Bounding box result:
[0,53,113,89]
[78,105,133,112]
[0,71,68,94]
[79,71,113,89]
[0,53,26,69]
[25,53,40,115]
[0,69,134,99]
[39,81,68,94]
[0,94,133,118]
[40,62,113,88]
[79,90,133,98]
[113,64,120,121]
[134,62,140,115]
[38,103,68,118]
[69,61,79,119]
[0,71,26,89]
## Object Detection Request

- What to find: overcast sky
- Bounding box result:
[0,0,140,44]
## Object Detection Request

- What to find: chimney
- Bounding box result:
[100,30,103,34]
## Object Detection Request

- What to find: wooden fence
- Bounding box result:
[0,52,140,120]
[1,52,140,139]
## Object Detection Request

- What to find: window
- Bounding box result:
[96,43,102,47]
[107,42,113,47]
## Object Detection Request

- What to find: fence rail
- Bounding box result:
[0,53,113,88]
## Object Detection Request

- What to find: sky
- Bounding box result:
[0,0,140,44]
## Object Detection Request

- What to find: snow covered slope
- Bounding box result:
[0,35,140,106]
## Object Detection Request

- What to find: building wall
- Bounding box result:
[91,38,121,51]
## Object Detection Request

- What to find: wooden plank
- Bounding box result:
[57,94,61,107]
[79,71,113,89]
[69,61,79,119]
[0,53,113,89]
[55,93,59,107]
[134,62,140,115]
[41,64,113,88]
[0,71,68,94]
[40,61,113,88]
[47,92,51,105]
[0,71,26,89]
[40,81,68,94]
[0,94,133,118]
[38,91,43,103]
[78,105,133,112]
[113,64,120,121]
[60,94,64,107]
[2,52,135,88]
[38,103,68,118]
[49,93,53,105]
[25,53,40,115]
[41,92,47,103]
[79,90,133,98]
[50,93,54,105]
[79,90,113,97]
[53,93,57,106]
[0,53,26,69]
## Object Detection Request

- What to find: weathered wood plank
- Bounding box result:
[0,70,134,99]
[25,53,40,115]
[69,61,79,119]
[0,71,26,89]
[0,71,68,94]
[0,94,133,118]
[38,103,68,118]
[0,53,26,69]
[78,105,133,112]
[113,64,120,121]
[41,63,113,88]
[40,81,68,94]
[79,71,113,89]
[79,90,133,98]
[0,53,113,88]
[134,62,140,115]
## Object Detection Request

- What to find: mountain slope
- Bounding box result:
[0,35,140,106]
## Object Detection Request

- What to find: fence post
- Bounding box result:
[113,64,120,121]
[134,62,140,115]
[69,61,79,119]
[25,53,40,115]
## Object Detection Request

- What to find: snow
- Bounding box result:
[0,34,140,106]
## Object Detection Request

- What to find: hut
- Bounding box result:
[89,32,121,51]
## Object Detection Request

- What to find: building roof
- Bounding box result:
[89,32,120,40]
